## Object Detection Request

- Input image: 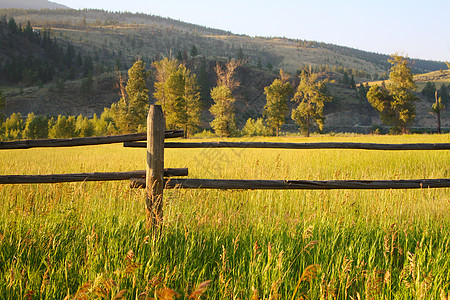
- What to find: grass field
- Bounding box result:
[0,134,449,299]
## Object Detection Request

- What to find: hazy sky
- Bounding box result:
[55,0,449,62]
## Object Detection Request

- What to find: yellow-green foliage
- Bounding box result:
[0,134,449,299]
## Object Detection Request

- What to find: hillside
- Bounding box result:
[0,9,448,133]
[0,0,69,9]
[1,8,446,77]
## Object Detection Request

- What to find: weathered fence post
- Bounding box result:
[146,105,165,228]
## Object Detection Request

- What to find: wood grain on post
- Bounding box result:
[146,105,165,228]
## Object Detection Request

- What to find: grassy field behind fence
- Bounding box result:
[0,134,449,299]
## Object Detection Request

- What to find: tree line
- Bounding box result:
[0,57,331,140]
[0,16,99,86]
[0,55,447,141]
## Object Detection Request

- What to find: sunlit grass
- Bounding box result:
[0,134,449,299]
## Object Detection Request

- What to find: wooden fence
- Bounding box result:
[1,104,449,227]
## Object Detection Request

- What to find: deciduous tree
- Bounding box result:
[3,113,24,140]
[24,113,49,139]
[209,59,243,137]
[291,70,331,137]
[210,85,236,137]
[49,115,76,138]
[367,54,418,133]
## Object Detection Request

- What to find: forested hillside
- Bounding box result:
[1,8,446,78]
[0,9,448,136]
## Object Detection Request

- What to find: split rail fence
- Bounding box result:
[1,105,449,226]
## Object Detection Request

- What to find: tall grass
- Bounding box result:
[0,134,449,299]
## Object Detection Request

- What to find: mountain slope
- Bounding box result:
[0,9,448,132]
[2,8,446,78]
[0,0,69,10]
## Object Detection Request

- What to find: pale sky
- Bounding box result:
[55,0,449,62]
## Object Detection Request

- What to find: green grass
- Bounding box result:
[0,134,449,299]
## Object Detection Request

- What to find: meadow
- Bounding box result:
[0,134,449,299]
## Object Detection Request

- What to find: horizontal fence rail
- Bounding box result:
[124,141,450,151]
[130,178,450,190]
[0,130,184,150]
[0,168,188,184]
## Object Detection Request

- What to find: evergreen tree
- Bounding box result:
[153,58,201,136]
[367,54,418,133]
[257,58,263,69]
[176,50,183,61]
[291,70,331,137]
[80,73,94,101]
[342,72,350,85]
[24,21,33,40]
[64,43,76,68]
[197,61,211,105]
[350,75,356,89]
[183,69,202,136]
[111,59,150,133]
[190,45,198,57]
[438,84,449,105]
[263,69,293,136]
[237,47,245,60]
[8,17,18,34]
[421,82,436,99]
[83,55,94,77]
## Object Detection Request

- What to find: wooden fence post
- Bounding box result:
[146,105,165,228]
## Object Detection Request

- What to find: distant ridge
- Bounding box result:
[0,0,70,9]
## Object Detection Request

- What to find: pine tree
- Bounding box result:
[80,73,94,102]
[291,70,331,137]
[8,17,18,34]
[438,84,449,105]
[176,50,183,61]
[153,58,201,137]
[237,47,245,60]
[111,59,150,133]
[367,54,418,133]
[190,45,198,57]
[422,82,436,99]
[263,69,293,136]
[256,58,262,69]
